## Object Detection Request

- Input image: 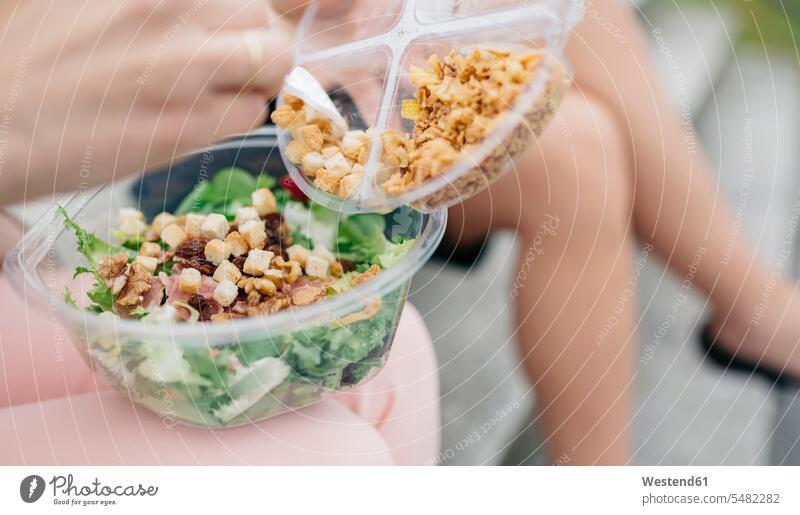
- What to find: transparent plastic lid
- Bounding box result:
[276,0,584,213]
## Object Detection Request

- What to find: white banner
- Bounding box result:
[1,466,798,513]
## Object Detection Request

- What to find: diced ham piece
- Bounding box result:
[160,272,218,303]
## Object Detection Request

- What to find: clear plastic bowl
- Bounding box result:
[3,134,446,428]
[278,0,583,213]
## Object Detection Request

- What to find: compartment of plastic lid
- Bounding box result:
[276,0,583,213]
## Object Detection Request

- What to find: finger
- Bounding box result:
[196,0,272,30]
[210,93,269,139]
[271,0,355,22]
[166,94,268,155]
[208,24,294,98]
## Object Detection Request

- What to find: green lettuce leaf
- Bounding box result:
[59,206,129,312]
[175,167,275,218]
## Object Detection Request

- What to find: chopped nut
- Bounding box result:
[247,289,262,306]
[278,259,303,283]
[139,241,162,258]
[243,249,274,276]
[238,219,267,250]
[150,212,176,238]
[117,261,152,306]
[134,255,158,273]
[262,269,284,286]
[213,280,239,307]
[224,231,249,257]
[204,239,230,266]
[160,224,188,249]
[179,267,202,295]
[184,214,206,238]
[98,252,129,281]
[352,264,380,286]
[253,277,277,295]
[213,259,242,284]
[201,213,230,240]
[304,254,330,278]
[251,188,277,216]
[235,206,260,226]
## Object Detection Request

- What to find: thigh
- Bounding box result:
[0,392,395,465]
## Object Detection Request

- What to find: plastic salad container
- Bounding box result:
[276,0,583,213]
[4,133,446,428]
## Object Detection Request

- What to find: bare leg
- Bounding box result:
[449,93,637,464]
[566,0,800,376]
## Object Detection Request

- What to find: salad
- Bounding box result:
[61,168,416,426]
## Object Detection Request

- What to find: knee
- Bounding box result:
[520,93,632,242]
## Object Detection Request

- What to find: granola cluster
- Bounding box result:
[380,48,568,207]
[98,190,377,323]
[271,94,371,198]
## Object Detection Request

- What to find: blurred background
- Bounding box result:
[409,0,800,465]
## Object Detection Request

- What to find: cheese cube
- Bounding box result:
[213,280,239,307]
[134,255,158,273]
[201,214,230,240]
[150,212,176,238]
[116,208,146,235]
[184,214,206,238]
[139,241,162,258]
[286,244,309,267]
[213,259,242,284]
[311,245,336,264]
[179,268,202,294]
[262,269,284,286]
[324,152,352,177]
[204,239,230,266]
[243,249,274,276]
[251,188,277,216]
[304,254,330,278]
[161,224,187,249]
[224,231,249,257]
[238,220,267,250]
[235,206,260,226]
